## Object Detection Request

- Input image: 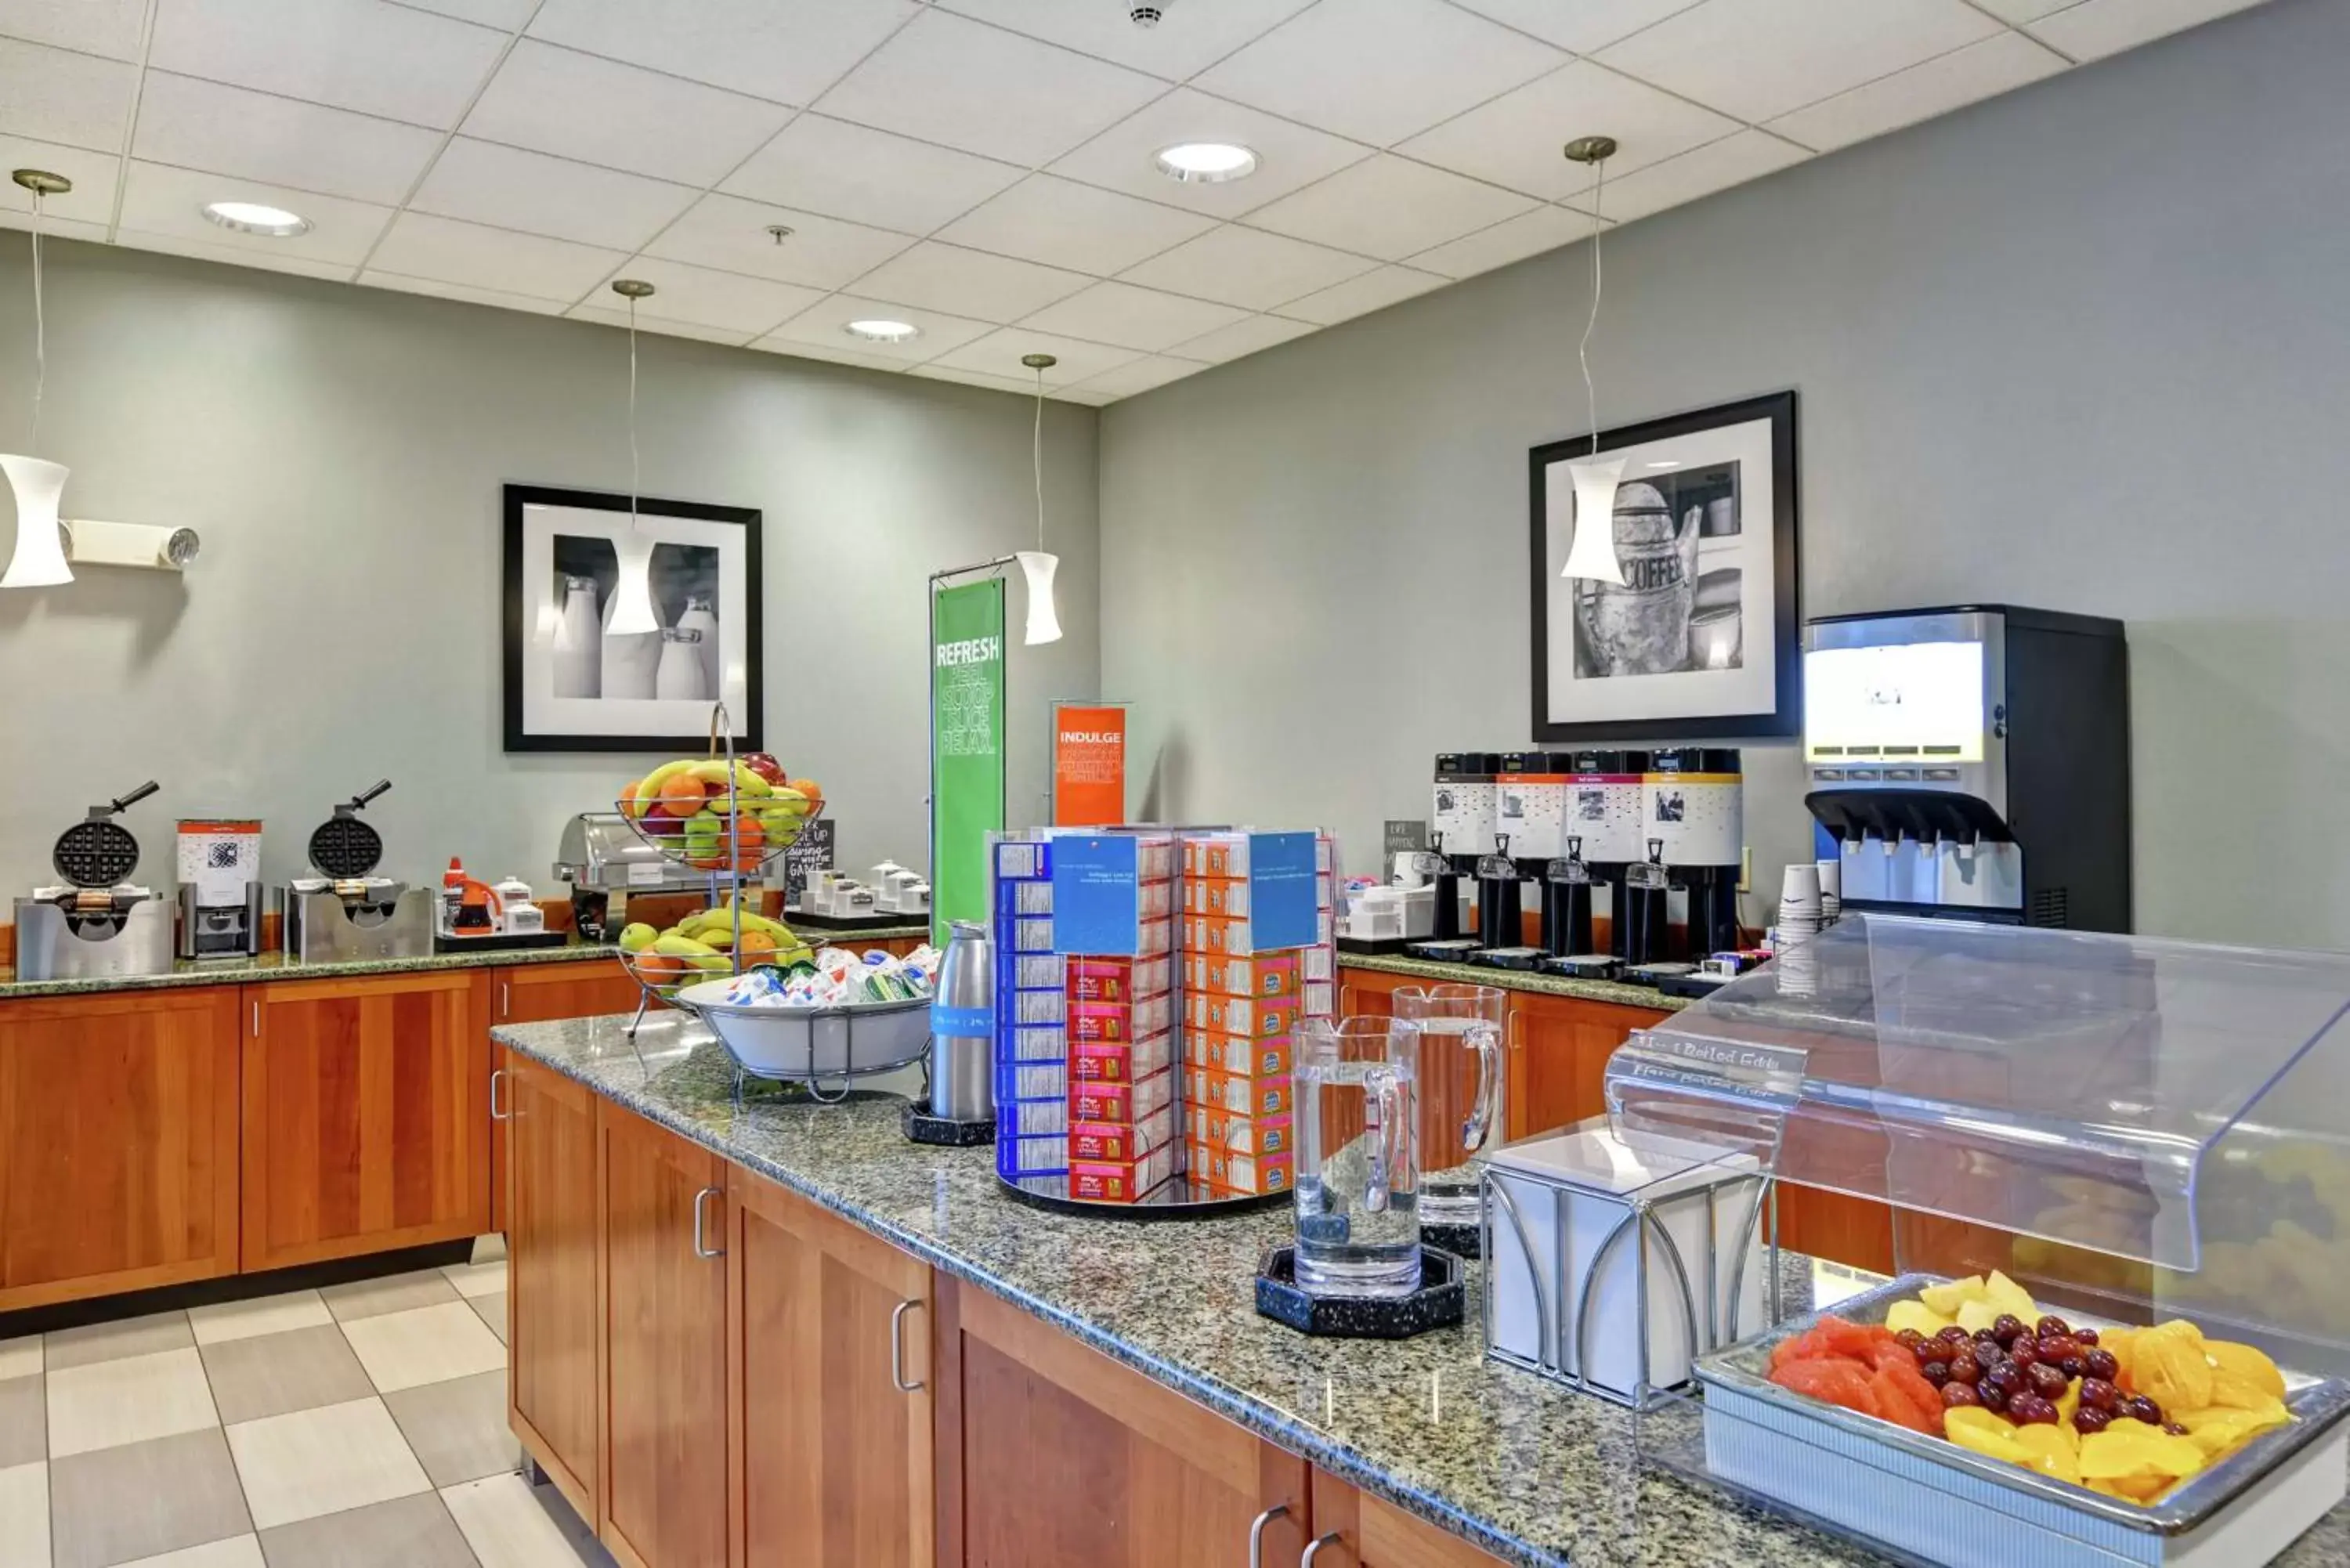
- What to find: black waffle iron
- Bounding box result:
[278,782,437,961]
[12,782,176,981]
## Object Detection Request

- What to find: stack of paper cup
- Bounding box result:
[1779,863,1824,941]
[1815,858,1842,926]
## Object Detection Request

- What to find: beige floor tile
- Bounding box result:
[258,1491,475,1568]
[382,1371,518,1488]
[46,1311,193,1372]
[200,1325,372,1427]
[0,1336,39,1382]
[0,1375,43,1469]
[439,1259,507,1300]
[47,1347,219,1458]
[470,1292,508,1346]
[118,1535,265,1566]
[49,1429,251,1568]
[339,1302,504,1396]
[0,1461,48,1568]
[186,1291,332,1349]
[470,1234,508,1266]
[318,1271,459,1325]
[441,1474,610,1568]
[225,1397,428,1531]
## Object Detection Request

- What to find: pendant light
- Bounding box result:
[2,168,74,589]
[606,278,661,636]
[1558,135,1625,586]
[1015,351,1062,647]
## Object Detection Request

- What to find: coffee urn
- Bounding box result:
[1414,753,1500,962]
[1645,747,1745,959]
[1553,750,1647,965]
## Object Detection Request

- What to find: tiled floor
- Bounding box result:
[0,1241,614,1568]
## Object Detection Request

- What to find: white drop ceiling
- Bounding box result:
[0,0,2269,404]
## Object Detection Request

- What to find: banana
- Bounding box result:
[728,762,772,798]
[689,759,735,786]
[651,932,723,959]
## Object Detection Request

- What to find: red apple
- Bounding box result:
[741,752,787,786]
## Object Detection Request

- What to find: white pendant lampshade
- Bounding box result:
[607,533,660,635]
[1560,456,1626,585]
[0,454,72,588]
[1015,550,1061,646]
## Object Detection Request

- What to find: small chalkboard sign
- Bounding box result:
[781,818,836,901]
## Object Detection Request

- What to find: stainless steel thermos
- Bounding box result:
[928,920,996,1122]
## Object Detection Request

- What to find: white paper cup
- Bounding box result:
[1815,859,1842,901]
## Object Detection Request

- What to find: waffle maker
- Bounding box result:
[277,781,436,962]
[13,782,176,981]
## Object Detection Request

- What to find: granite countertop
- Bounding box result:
[1339,951,1692,1013]
[494,1013,2350,1568]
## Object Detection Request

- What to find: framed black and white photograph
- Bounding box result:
[502,484,763,753]
[1529,391,1799,743]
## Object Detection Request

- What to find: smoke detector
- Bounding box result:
[1130,4,1163,27]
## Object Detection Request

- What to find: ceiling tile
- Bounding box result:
[1275,263,1446,324]
[1071,353,1210,397]
[1165,312,1317,363]
[367,209,627,299]
[1406,202,1595,277]
[526,0,920,106]
[1047,88,1375,220]
[812,9,1165,168]
[410,138,697,250]
[906,362,1047,395]
[721,113,1021,235]
[1599,0,2001,125]
[118,160,392,264]
[150,0,508,130]
[645,192,913,291]
[1769,31,2065,152]
[761,292,996,363]
[851,240,1092,320]
[750,337,916,372]
[1444,0,1707,53]
[1195,0,1564,147]
[0,37,136,152]
[1242,154,1533,262]
[935,0,1314,78]
[1056,385,1118,405]
[1589,127,1807,223]
[388,0,533,23]
[930,327,1138,387]
[111,227,357,280]
[2027,0,2268,62]
[584,255,823,333]
[0,209,107,243]
[936,175,1214,277]
[133,72,444,204]
[360,267,569,312]
[461,39,794,185]
[1399,61,1741,201]
[0,135,119,226]
[0,0,149,60]
[1119,222,1374,310]
[1969,0,2073,17]
[1017,280,1247,352]
[564,303,753,345]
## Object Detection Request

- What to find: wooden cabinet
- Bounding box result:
[241,970,491,1271]
[1303,1471,1506,1567]
[0,987,243,1312]
[934,1275,1309,1568]
[598,1101,730,1568]
[1502,992,1669,1142]
[491,959,641,1231]
[729,1167,932,1568]
[505,1053,602,1529]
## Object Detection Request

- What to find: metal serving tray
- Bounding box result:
[1694,1275,2350,1567]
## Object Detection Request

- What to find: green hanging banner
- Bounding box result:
[930,578,1007,945]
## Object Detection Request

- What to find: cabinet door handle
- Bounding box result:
[500,982,511,1019]
[251,1001,261,1037]
[489,1068,508,1122]
[691,1185,725,1259]
[1248,1503,1289,1568]
[890,1298,927,1393]
[1301,1532,1343,1566]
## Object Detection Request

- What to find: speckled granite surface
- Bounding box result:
[1340,952,1692,1013]
[496,1013,2350,1568]
[0,934,622,999]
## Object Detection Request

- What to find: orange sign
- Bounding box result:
[1053,704,1128,827]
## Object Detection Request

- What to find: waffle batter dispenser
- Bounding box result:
[278,782,436,962]
[177,816,263,958]
[13,782,175,981]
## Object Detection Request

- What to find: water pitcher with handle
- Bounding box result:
[1390,984,1504,1233]
[1293,1016,1422,1298]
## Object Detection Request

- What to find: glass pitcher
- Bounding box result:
[1293,1016,1422,1298]
[1390,984,1504,1232]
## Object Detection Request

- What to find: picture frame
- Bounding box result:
[501,483,764,753]
[1528,391,1799,744]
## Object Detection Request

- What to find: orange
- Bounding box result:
[788,777,824,808]
[657,772,709,818]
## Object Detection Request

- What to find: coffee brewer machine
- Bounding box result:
[1643,747,1745,961]
[1802,606,2130,931]
[1535,750,1648,976]
[1412,753,1499,962]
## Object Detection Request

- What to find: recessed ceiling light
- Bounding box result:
[201,200,311,237]
[1154,142,1258,184]
[844,318,920,345]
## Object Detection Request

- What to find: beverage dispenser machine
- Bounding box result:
[1802,605,2130,932]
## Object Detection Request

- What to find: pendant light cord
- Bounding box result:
[626,294,641,530]
[1578,157,1607,459]
[1032,363,1046,551]
[27,186,46,449]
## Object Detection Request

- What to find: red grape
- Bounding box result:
[1921,1360,1950,1386]
[2010,1395,2059,1425]
[2083,1349,2120,1383]
[1978,1384,2008,1413]
[2039,1335,2081,1364]
[2127,1395,2163,1425]
[1982,1364,2022,1396]
[2077,1378,2119,1411]
[1896,1328,1927,1353]
[1938,1326,1973,1346]
[2026,1362,2070,1400]
[2074,1407,2113,1435]
[2008,1339,2040,1369]
[2164,1422,2190,1437]
[1946,1349,1982,1385]
[1942,1382,1983,1410]
[1991,1313,2027,1346]
[2037,1315,2072,1339]
[2074,1327,2100,1346]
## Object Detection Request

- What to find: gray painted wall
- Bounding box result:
[1100,0,2350,948]
[0,240,1098,894]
